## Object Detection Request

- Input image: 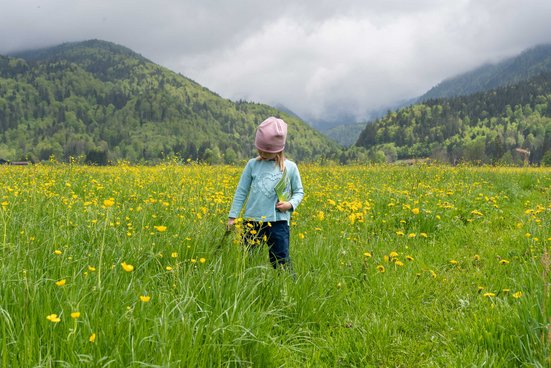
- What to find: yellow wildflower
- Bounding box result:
[154,225,167,232]
[55,279,67,287]
[71,312,81,319]
[46,314,61,323]
[103,198,115,207]
[121,262,134,272]
[499,259,510,265]
[512,291,523,299]
[376,265,385,273]
[54,250,62,255]
[89,333,96,343]
[139,295,151,302]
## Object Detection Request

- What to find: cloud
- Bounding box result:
[1,0,551,127]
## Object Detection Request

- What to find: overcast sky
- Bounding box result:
[2,0,551,127]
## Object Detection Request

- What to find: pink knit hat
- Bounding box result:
[255,117,287,153]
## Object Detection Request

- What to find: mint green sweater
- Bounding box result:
[229,158,304,224]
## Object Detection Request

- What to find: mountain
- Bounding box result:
[323,122,367,147]
[355,71,551,165]
[420,44,551,101]
[0,40,341,164]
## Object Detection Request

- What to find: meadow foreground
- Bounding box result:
[0,163,549,367]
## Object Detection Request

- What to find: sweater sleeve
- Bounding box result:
[288,163,304,211]
[228,160,253,219]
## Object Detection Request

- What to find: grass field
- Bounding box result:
[0,163,549,367]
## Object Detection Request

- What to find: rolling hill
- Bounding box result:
[0,40,341,164]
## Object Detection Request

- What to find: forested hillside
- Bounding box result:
[356,72,551,165]
[0,40,341,164]
[420,44,551,100]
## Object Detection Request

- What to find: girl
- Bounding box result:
[227,117,304,270]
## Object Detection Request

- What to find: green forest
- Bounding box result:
[0,40,340,164]
[356,71,551,165]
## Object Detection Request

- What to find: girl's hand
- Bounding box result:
[276,201,293,212]
[226,218,235,231]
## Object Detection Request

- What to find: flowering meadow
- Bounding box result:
[0,163,549,367]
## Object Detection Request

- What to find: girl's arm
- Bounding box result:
[228,161,253,219]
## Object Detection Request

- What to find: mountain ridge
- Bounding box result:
[419,44,551,101]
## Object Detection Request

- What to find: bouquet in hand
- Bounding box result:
[274,169,290,202]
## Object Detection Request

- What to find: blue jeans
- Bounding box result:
[243,220,291,268]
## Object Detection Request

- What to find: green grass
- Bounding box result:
[0,163,549,367]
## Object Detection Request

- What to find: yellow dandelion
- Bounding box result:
[420,233,428,238]
[316,211,325,221]
[139,295,151,302]
[473,254,480,261]
[396,231,405,237]
[55,279,67,287]
[103,198,115,207]
[154,225,167,232]
[499,259,510,265]
[70,312,81,319]
[199,258,206,264]
[512,291,523,299]
[46,314,61,323]
[166,266,173,271]
[483,292,496,298]
[395,260,404,267]
[190,259,197,263]
[408,233,416,238]
[376,265,385,273]
[121,262,134,272]
[363,251,372,258]
[171,252,178,258]
[449,260,458,265]
[502,289,510,294]
[89,333,96,343]
[430,270,437,278]
[389,251,399,258]
[88,265,96,272]
[411,208,420,215]
[54,250,62,255]
[406,255,414,261]
[298,233,305,239]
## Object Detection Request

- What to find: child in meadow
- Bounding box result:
[227,116,304,271]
